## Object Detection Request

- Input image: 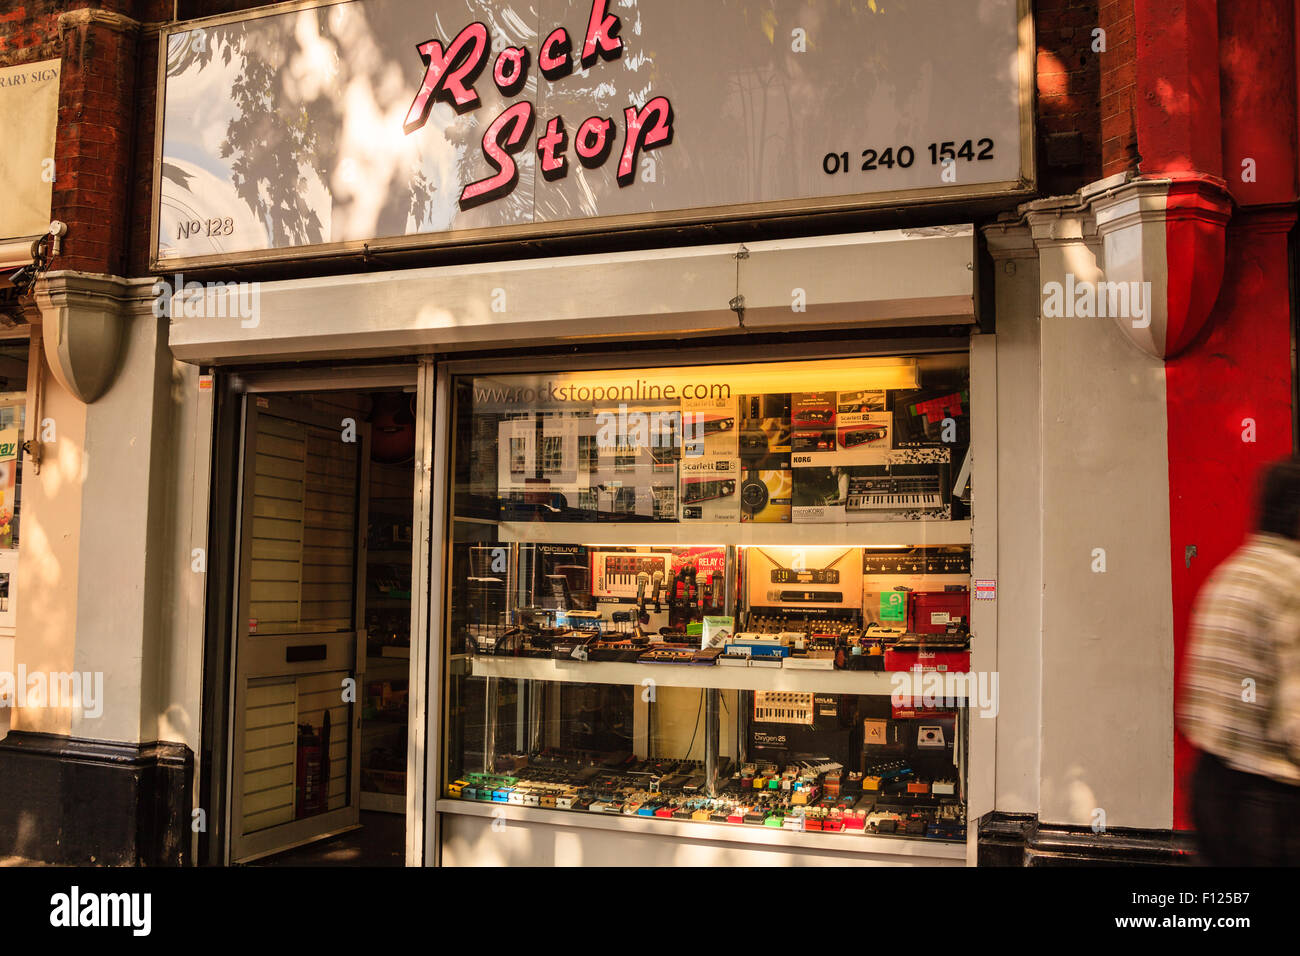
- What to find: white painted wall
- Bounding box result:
[1028,208,1175,831]
[983,222,1043,815]
[18,295,210,754]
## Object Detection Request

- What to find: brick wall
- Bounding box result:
[53,8,140,274]
[1098,0,1139,176]
[0,1,66,65]
[1035,0,1105,196]
[125,18,159,276]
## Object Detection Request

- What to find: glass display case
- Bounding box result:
[441,354,974,843]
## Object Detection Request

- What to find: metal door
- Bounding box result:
[228,392,370,863]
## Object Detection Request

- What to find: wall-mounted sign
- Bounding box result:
[0,59,60,247]
[153,0,1032,267]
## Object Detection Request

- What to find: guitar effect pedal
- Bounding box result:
[917,725,946,749]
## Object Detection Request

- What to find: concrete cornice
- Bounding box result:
[980,219,1037,260]
[1092,176,1232,238]
[58,8,141,35]
[1023,202,1099,248]
[34,271,134,403]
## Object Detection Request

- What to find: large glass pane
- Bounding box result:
[443,355,972,842]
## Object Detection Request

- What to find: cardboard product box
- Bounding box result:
[863,590,910,629]
[836,389,887,414]
[679,455,740,522]
[891,387,970,448]
[791,391,837,428]
[680,394,739,459]
[790,428,838,455]
[835,412,892,456]
[841,464,952,524]
[789,413,892,473]
[791,465,846,523]
[738,393,792,467]
[909,590,970,633]
[746,546,863,610]
[702,615,735,650]
[882,646,971,672]
[739,467,791,522]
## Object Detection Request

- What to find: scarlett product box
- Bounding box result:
[790,413,892,472]
[681,395,739,460]
[835,413,891,456]
[679,456,740,522]
[790,391,837,453]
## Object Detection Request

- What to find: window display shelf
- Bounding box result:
[445,354,975,857]
[495,519,971,548]
[469,655,968,698]
[436,798,968,860]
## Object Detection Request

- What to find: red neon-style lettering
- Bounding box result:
[493,46,530,97]
[581,0,623,67]
[575,116,614,168]
[539,28,573,80]
[459,101,535,209]
[403,22,490,134]
[537,116,569,181]
[617,96,674,186]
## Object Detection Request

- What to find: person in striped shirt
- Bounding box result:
[1180,458,1300,865]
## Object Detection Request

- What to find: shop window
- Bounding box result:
[0,339,28,627]
[442,354,973,848]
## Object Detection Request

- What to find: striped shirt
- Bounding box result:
[1179,533,1300,787]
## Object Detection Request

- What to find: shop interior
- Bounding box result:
[231,387,415,865]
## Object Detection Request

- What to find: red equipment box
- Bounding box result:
[883,646,971,672]
[908,591,970,634]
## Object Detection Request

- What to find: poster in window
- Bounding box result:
[0,427,18,550]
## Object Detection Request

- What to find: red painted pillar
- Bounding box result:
[1167,210,1297,827]
[1158,0,1299,829]
[1218,0,1298,205]
[1133,0,1223,180]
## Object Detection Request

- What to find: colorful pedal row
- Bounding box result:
[447,773,965,839]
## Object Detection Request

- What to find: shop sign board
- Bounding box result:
[0,59,60,244]
[153,0,1033,267]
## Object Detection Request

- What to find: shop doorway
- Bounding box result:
[224,383,418,864]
